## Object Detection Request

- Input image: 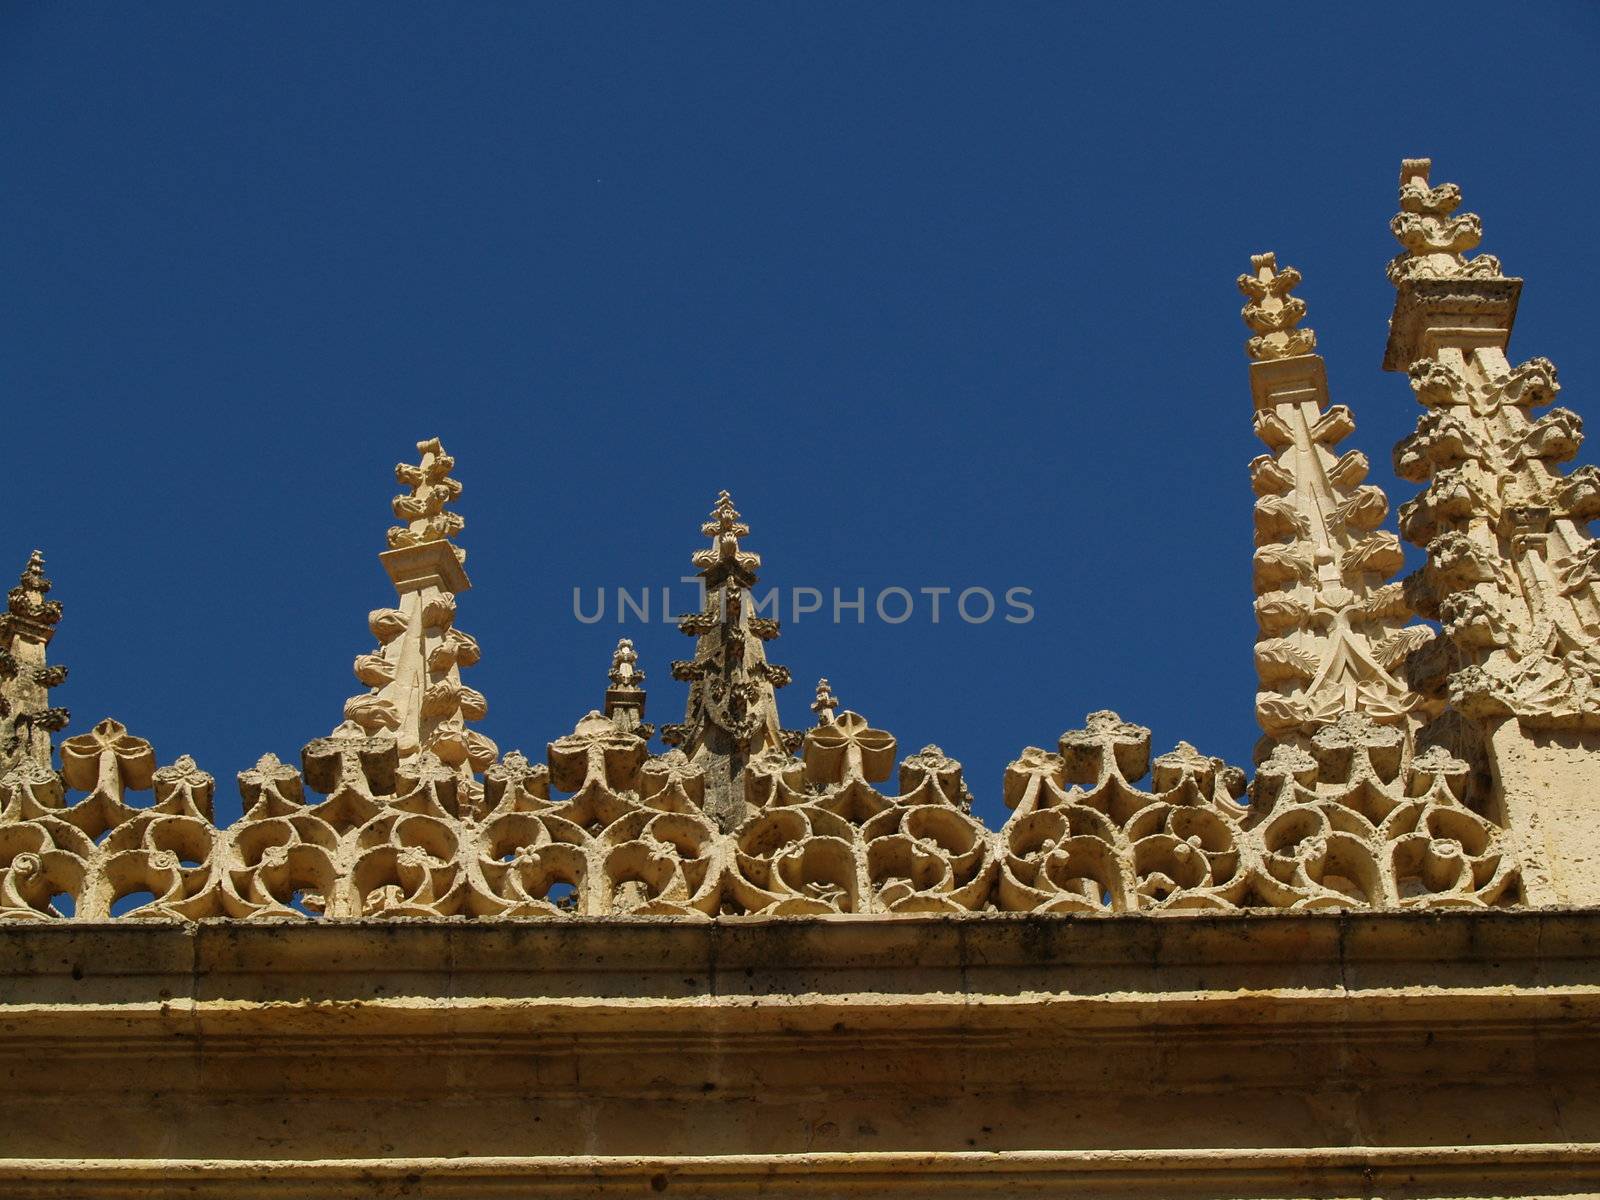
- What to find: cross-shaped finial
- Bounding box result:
[690,490,762,577]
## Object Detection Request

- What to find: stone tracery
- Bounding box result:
[3,157,1588,923]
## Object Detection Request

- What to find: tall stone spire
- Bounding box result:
[662,491,797,829]
[338,438,498,779]
[1240,254,1429,755]
[1380,157,1600,905]
[0,551,69,772]
[1386,158,1600,730]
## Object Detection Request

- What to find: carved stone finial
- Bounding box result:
[60,717,156,802]
[1240,254,1428,752]
[603,638,651,737]
[341,442,496,784]
[0,551,70,772]
[664,492,796,831]
[691,490,761,582]
[388,437,466,555]
[6,552,61,639]
[547,706,648,795]
[1059,710,1151,786]
[609,638,642,690]
[1382,158,1523,373]
[1238,252,1317,361]
[1388,157,1503,285]
[897,744,973,811]
[812,678,839,726]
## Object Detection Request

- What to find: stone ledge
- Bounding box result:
[4,909,1597,1173]
[0,908,1597,1047]
[1,1145,1598,1199]
[2,907,1597,1006]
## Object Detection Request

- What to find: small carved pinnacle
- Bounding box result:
[388,436,466,550]
[604,637,648,728]
[690,490,762,579]
[609,638,643,688]
[1237,252,1316,361]
[0,549,69,773]
[1388,156,1502,284]
[812,678,839,725]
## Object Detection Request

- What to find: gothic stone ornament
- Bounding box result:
[997,711,1515,914]
[0,720,225,920]
[18,151,1600,926]
[341,437,498,784]
[662,492,800,833]
[1240,254,1430,752]
[0,552,69,773]
[0,404,1534,924]
[1387,162,1600,731]
[1387,158,1504,286]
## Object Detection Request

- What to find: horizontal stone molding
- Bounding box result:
[0,1145,1598,1199]
[3,911,1600,1182]
[5,909,1600,1015]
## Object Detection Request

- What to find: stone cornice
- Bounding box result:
[2,1145,1599,1199]
[5,908,1600,1024]
[3,910,1600,1197]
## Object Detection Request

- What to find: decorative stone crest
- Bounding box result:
[9,156,1594,925]
[998,710,1514,912]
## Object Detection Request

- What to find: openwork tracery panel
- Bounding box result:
[8,156,1592,925]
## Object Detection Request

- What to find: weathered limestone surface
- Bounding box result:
[0,699,1524,919]
[0,452,1527,922]
[2,158,1600,1198]
[1488,722,1600,907]
[1381,159,1600,906]
[1,911,1599,1197]
[0,552,68,774]
[1241,253,1428,749]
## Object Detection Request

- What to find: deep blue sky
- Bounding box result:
[4,4,1597,828]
